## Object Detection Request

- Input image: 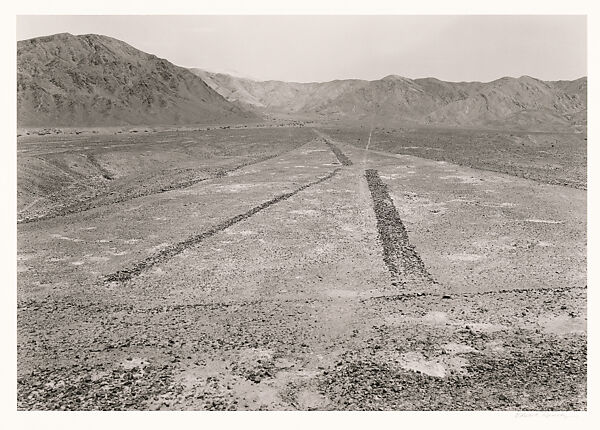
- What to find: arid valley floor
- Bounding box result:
[17,124,586,410]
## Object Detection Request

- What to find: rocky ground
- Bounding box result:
[17,127,586,410]
[323,126,587,189]
[17,126,313,223]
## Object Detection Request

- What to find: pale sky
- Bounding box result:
[16,15,587,83]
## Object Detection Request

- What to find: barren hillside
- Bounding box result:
[192,69,586,131]
[17,33,257,127]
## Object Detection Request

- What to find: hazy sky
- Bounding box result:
[17,15,587,82]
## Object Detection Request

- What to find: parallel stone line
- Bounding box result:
[365,168,436,287]
[103,168,341,286]
[322,138,353,166]
[18,140,313,224]
[362,283,587,304]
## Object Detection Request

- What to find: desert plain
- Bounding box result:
[16,123,586,410]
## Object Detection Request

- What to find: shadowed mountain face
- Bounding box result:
[17,33,257,127]
[191,69,587,131]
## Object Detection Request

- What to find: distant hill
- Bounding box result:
[17,33,257,127]
[17,32,585,130]
[191,69,587,131]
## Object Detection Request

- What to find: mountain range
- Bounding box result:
[17,33,256,127]
[191,70,587,131]
[17,33,586,131]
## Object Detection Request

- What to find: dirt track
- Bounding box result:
[17,128,586,410]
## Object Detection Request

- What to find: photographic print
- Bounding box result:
[15,14,587,412]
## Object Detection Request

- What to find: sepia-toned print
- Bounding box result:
[16,15,587,411]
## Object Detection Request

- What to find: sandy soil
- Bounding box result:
[17,127,586,410]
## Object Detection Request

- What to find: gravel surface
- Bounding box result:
[103,168,340,285]
[17,127,586,410]
[18,127,315,223]
[322,126,587,189]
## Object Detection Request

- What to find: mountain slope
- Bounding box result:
[17,33,257,127]
[191,69,586,130]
